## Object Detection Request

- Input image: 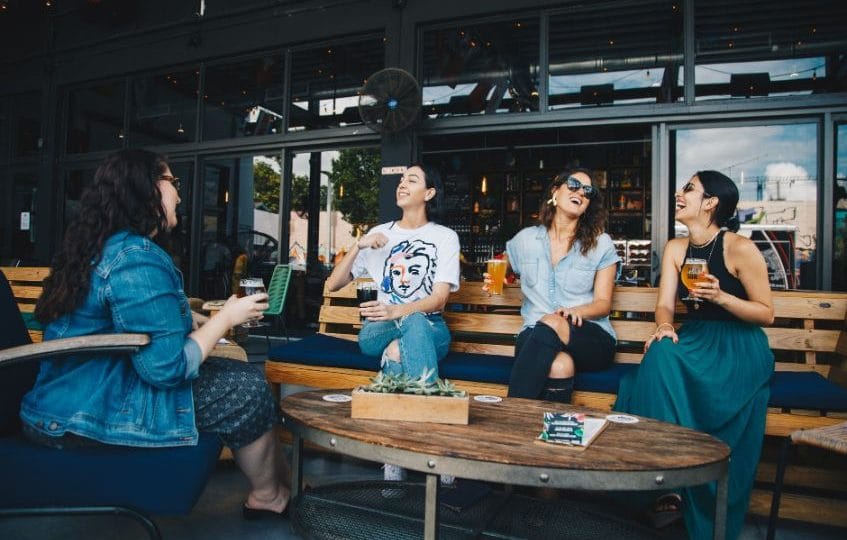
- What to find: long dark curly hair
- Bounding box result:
[36,149,170,323]
[538,168,607,255]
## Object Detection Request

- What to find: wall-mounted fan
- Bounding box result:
[358,68,422,134]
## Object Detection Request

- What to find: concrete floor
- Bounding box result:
[1,337,843,540]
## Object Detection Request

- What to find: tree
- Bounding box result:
[290,173,327,217]
[328,148,380,233]
[253,160,281,213]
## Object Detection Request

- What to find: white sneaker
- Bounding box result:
[383,463,407,481]
[382,463,407,499]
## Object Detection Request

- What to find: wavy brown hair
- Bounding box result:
[538,168,607,255]
[36,149,170,323]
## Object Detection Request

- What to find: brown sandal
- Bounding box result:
[650,492,684,529]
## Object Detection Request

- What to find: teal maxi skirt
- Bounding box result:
[615,319,774,540]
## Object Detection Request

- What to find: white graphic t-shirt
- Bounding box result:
[351,221,460,308]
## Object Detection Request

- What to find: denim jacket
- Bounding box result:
[20,231,203,447]
[506,226,621,340]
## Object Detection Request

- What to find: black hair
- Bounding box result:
[695,170,740,232]
[410,162,445,223]
[539,167,607,255]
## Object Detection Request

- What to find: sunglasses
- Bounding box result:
[160,175,181,191]
[563,176,597,199]
[682,182,712,198]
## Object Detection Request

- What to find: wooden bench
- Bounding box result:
[265,280,847,527]
[1,266,50,343]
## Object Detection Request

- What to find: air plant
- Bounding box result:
[361,368,466,398]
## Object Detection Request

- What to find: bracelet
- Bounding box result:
[654,322,675,334]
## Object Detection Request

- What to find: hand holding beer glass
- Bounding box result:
[237,277,269,327]
[484,259,507,295]
[680,258,708,305]
[356,281,378,322]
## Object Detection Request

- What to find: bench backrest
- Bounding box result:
[0,267,50,343]
[320,280,847,376]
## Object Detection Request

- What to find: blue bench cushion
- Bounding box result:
[269,334,847,412]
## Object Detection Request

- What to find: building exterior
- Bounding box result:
[1,0,846,326]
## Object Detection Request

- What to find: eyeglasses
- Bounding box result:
[682,182,712,198]
[563,176,597,199]
[159,175,181,190]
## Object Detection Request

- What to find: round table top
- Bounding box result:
[281,390,729,473]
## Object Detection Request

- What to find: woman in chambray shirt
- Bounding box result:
[505,168,620,404]
[21,150,291,519]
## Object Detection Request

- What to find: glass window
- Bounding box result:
[694,0,847,101]
[10,170,38,264]
[63,168,96,233]
[130,68,199,146]
[674,123,818,290]
[834,124,847,291]
[548,1,683,109]
[0,98,9,161]
[288,147,379,327]
[289,38,384,131]
[66,81,126,154]
[422,18,540,118]
[12,93,42,156]
[203,54,285,140]
[199,153,282,301]
[161,161,194,283]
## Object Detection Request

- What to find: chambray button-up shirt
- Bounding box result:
[505,225,620,340]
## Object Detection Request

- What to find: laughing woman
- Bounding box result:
[615,170,774,540]
[506,168,620,404]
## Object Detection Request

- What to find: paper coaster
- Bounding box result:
[606,414,639,424]
[322,394,352,403]
[473,395,503,403]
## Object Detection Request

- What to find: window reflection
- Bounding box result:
[549,1,683,109]
[422,19,540,118]
[834,124,847,291]
[204,55,285,140]
[200,154,282,301]
[63,169,96,233]
[674,124,818,289]
[288,38,384,131]
[130,69,198,146]
[66,82,126,154]
[694,0,846,100]
[10,171,38,264]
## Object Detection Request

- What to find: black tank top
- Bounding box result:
[677,230,747,321]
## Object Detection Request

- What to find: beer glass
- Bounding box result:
[237,277,269,327]
[680,258,708,304]
[486,259,507,295]
[356,281,378,322]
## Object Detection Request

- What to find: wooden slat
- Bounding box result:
[9,285,42,300]
[442,312,523,334]
[764,411,843,437]
[450,341,514,355]
[17,304,36,313]
[756,462,847,493]
[749,489,847,527]
[772,294,847,321]
[0,266,51,282]
[762,327,841,353]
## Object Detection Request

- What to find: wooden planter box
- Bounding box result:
[351,388,470,425]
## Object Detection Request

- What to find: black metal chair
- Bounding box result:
[0,273,222,539]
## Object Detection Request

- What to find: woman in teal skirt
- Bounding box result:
[615,170,774,540]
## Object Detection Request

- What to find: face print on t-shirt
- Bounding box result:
[380,239,438,302]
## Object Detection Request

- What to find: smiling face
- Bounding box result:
[157,166,181,231]
[396,166,434,211]
[552,171,593,218]
[674,175,716,224]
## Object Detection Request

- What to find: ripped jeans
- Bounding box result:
[358,312,451,383]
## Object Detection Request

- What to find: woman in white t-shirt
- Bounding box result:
[325,164,460,383]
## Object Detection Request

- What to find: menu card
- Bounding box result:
[538,412,608,450]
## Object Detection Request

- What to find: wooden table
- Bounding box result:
[281,390,730,540]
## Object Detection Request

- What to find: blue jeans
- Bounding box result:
[358,312,451,382]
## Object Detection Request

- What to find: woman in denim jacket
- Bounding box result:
[20,150,290,519]
[505,168,620,404]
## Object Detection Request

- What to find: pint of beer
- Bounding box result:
[486,259,507,295]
